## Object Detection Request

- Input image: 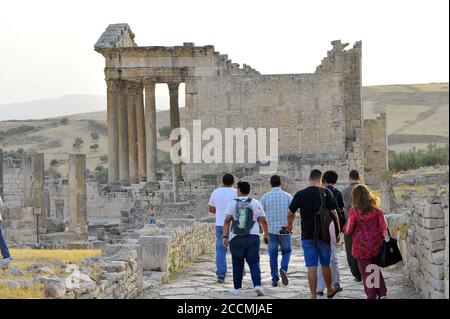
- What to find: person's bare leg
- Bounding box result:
[307,267,318,299]
[321,265,336,296]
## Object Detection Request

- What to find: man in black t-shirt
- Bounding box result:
[285,169,338,299]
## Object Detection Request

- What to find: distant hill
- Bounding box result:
[362,83,448,151]
[0,83,448,174]
[0,95,106,121]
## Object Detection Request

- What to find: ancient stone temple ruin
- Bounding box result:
[94,23,378,185]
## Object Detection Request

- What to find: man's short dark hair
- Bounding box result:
[222,173,235,186]
[237,181,250,195]
[323,170,338,184]
[309,169,323,181]
[270,175,282,187]
[349,170,360,181]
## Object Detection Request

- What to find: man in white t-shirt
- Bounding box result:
[223,181,269,297]
[208,173,238,283]
[0,195,12,266]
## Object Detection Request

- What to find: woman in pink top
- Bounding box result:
[344,184,389,299]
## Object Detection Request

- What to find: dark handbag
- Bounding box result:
[378,229,402,267]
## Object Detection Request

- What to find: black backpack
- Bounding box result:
[313,188,337,244]
[231,198,255,236]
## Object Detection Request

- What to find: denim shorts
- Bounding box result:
[301,239,332,267]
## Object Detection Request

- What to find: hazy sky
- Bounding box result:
[0,0,448,106]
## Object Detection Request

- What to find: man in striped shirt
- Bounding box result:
[260,175,293,286]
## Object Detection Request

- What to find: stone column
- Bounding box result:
[68,154,87,240]
[127,82,139,184]
[23,152,44,208]
[144,79,157,182]
[118,81,130,185]
[135,82,147,182]
[106,79,120,184]
[168,82,183,181]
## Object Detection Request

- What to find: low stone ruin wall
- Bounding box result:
[24,219,214,299]
[388,191,449,299]
[137,219,215,278]
[1,207,36,243]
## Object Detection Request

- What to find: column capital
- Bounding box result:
[144,78,156,89]
[167,81,180,93]
[106,78,126,92]
[126,81,138,94]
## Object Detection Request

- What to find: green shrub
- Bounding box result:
[90,143,99,151]
[95,166,108,184]
[2,148,25,160]
[0,125,35,140]
[389,144,449,172]
[99,154,108,162]
[50,159,59,166]
[159,126,171,138]
[90,132,99,141]
[60,118,69,125]
[88,120,107,134]
[72,137,84,151]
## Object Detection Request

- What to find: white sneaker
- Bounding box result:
[254,286,265,296]
[0,258,12,269]
[229,287,241,295]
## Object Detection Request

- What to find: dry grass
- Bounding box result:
[0,249,100,299]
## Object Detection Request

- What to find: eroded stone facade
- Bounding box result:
[94,23,379,184]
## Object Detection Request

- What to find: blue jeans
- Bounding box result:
[301,239,331,267]
[215,226,228,278]
[268,233,292,283]
[229,235,261,289]
[0,225,11,259]
[317,244,340,291]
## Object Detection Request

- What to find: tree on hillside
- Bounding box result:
[72,137,84,151]
[90,131,99,141]
[50,159,59,167]
[60,118,69,125]
[95,165,108,185]
[90,143,99,151]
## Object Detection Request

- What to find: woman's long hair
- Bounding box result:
[351,184,380,215]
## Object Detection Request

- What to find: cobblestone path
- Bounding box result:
[138,244,421,299]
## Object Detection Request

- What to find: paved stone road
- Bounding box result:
[138,244,421,299]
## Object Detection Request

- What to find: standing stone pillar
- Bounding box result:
[23,153,44,208]
[127,82,139,184]
[68,154,87,240]
[23,152,46,236]
[168,82,183,181]
[106,79,120,184]
[144,79,157,182]
[0,148,3,198]
[118,81,130,185]
[135,82,147,182]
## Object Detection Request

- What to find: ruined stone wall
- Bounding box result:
[388,191,449,299]
[183,41,363,179]
[1,158,25,208]
[363,113,388,187]
[137,220,215,278]
[1,207,36,243]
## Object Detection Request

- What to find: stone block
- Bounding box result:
[420,227,445,242]
[423,204,444,219]
[138,235,170,271]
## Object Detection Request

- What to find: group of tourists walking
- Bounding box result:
[208,169,390,299]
